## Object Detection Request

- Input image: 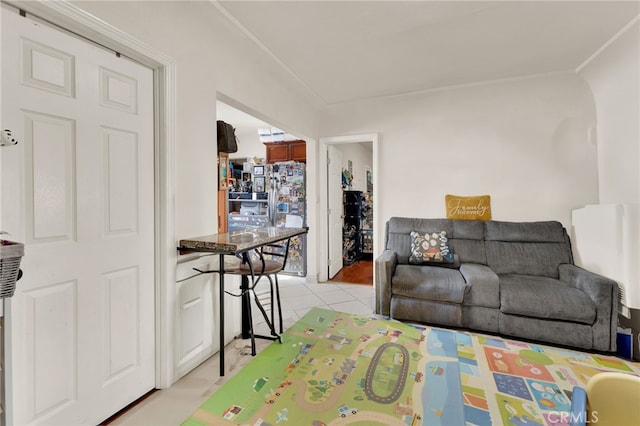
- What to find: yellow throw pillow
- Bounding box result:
[445,194,492,221]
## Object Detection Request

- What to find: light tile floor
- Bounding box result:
[108,276,375,425]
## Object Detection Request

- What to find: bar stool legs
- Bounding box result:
[250,278,282,344]
[241,280,257,356]
[273,275,284,334]
[239,276,282,356]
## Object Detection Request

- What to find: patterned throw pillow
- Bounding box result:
[409,231,455,264]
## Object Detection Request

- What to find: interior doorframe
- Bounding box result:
[318,133,380,283]
[9,1,178,389]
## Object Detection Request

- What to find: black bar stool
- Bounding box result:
[222,238,291,355]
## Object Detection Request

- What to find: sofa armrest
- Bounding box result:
[559,264,619,351]
[375,250,398,316]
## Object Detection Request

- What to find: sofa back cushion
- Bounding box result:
[386,217,486,265]
[484,221,573,278]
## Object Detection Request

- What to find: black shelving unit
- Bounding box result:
[361,192,373,259]
[343,190,362,265]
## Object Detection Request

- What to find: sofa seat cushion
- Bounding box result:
[499,274,596,325]
[392,264,467,303]
[391,297,462,327]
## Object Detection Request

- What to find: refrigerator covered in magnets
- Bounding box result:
[268,161,306,276]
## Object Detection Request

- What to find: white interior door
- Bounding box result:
[1,8,155,425]
[328,145,343,278]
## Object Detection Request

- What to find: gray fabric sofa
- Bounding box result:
[375,217,619,352]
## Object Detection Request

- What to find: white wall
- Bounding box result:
[579,20,639,206]
[336,143,372,193]
[578,19,640,310]
[229,129,266,163]
[320,73,599,231]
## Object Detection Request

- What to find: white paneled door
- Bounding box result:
[1,8,155,425]
[328,145,343,279]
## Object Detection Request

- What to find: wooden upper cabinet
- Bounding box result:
[290,141,306,161]
[264,140,306,163]
[265,143,290,163]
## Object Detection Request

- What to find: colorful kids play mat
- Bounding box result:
[184,308,640,426]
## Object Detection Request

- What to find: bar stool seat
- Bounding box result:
[224,258,283,274]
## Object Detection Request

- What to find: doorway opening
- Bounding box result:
[215,100,275,234]
[215,98,309,277]
[319,134,379,286]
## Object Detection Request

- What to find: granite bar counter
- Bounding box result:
[178,227,307,255]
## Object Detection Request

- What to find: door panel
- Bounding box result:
[24,112,76,243]
[24,282,77,417]
[21,38,76,96]
[103,127,139,235]
[100,67,138,113]
[2,8,155,424]
[103,266,140,383]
